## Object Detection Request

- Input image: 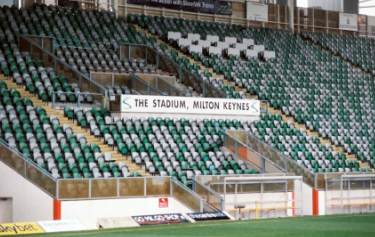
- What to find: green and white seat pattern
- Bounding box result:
[0,81,128,179]
[0,5,241,99]
[64,107,363,177]
[303,31,375,74]
[130,15,375,168]
[64,107,258,185]
[0,42,92,103]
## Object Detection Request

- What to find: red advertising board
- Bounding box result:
[159,198,168,208]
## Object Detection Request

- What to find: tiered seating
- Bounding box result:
[250,114,359,172]
[168,31,275,60]
[0,5,369,181]
[0,43,92,103]
[303,32,375,74]
[0,81,130,179]
[56,47,159,75]
[64,107,257,185]
[64,107,362,179]
[157,44,244,98]
[0,5,229,98]
[130,15,375,168]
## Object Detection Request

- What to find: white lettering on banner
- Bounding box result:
[339,13,358,31]
[121,95,260,117]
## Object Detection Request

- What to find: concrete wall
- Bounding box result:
[0,161,54,222]
[302,181,313,215]
[61,197,192,229]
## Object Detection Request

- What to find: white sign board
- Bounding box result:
[339,13,358,31]
[38,219,86,233]
[121,95,260,118]
[246,1,268,22]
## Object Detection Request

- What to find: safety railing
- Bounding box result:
[50,90,106,109]
[119,43,226,98]
[195,174,303,219]
[0,139,214,211]
[0,139,57,197]
[17,35,107,98]
[323,173,375,215]
[224,130,316,187]
[193,179,224,211]
[119,2,289,30]
[171,178,218,212]
[19,34,54,53]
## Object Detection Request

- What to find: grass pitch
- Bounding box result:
[30,214,375,237]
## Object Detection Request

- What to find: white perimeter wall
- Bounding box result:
[0,161,53,222]
[302,182,313,215]
[61,197,192,229]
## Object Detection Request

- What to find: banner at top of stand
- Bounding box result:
[120,95,260,117]
[127,0,232,15]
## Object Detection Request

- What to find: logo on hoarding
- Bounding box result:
[132,213,188,225]
[187,212,230,221]
[159,198,168,208]
[0,222,44,235]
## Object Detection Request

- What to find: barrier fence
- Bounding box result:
[224,130,316,186]
[51,90,106,109]
[119,44,226,98]
[196,174,303,220]
[3,134,375,216]
[324,173,375,215]
[18,35,107,102]
[0,138,217,212]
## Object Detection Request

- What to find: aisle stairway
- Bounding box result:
[132,25,370,170]
[0,74,148,176]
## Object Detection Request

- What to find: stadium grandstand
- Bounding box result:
[0,0,375,236]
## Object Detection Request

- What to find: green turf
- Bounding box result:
[30,214,375,237]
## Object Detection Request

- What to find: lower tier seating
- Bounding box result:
[0,80,134,179]
[64,107,364,185]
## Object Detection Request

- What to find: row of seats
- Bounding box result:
[0,81,133,179]
[64,106,364,178]
[0,43,93,103]
[0,4,204,98]
[129,14,375,169]
[168,31,275,59]
[0,5,369,184]
[303,31,375,74]
[64,107,258,185]
[57,47,159,75]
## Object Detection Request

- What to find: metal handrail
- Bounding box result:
[18,35,107,94]
[0,138,56,180]
[225,130,287,172]
[225,129,317,186]
[121,43,227,98]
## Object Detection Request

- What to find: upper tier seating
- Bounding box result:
[303,32,375,74]
[0,4,237,98]
[56,47,159,75]
[130,15,375,168]
[0,42,93,103]
[167,31,275,60]
[0,81,132,179]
